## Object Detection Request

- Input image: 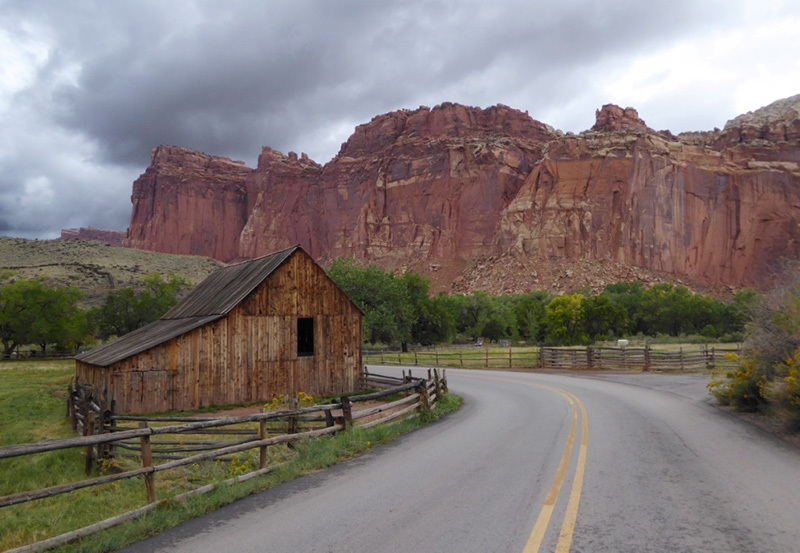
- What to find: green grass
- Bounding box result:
[0,360,462,552]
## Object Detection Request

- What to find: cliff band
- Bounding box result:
[121,96,800,294]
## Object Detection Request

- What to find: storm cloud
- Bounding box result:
[1,0,799,238]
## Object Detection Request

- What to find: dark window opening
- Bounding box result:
[297,317,314,357]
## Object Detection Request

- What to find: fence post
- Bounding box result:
[680,347,685,372]
[138,422,156,504]
[435,348,439,366]
[288,398,298,434]
[485,347,489,368]
[340,396,353,428]
[259,414,268,469]
[644,345,651,372]
[509,347,512,368]
[460,350,463,367]
[416,381,430,413]
[84,413,95,475]
[587,346,593,370]
[67,379,75,426]
[414,351,418,366]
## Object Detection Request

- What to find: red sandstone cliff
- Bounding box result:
[121,95,800,293]
[124,146,251,261]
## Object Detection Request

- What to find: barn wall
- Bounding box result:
[81,250,362,414]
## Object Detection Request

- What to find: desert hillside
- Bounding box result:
[0,237,222,306]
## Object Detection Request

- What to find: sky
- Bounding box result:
[1,0,799,240]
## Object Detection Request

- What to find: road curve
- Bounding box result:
[118,368,800,553]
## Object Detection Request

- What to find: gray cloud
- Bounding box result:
[0,0,798,238]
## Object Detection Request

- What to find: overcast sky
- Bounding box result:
[1,0,799,240]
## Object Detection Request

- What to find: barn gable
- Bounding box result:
[75,246,363,414]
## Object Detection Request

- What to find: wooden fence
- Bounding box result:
[364,345,741,372]
[1,368,445,553]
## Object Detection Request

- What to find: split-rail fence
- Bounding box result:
[0,368,446,553]
[364,344,741,372]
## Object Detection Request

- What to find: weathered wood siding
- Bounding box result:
[76,250,362,413]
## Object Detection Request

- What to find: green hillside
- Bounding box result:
[0,237,223,306]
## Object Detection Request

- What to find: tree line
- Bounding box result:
[1,259,754,357]
[0,272,188,357]
[327,258,754,350]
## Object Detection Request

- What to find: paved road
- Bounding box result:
[119,368,800,553]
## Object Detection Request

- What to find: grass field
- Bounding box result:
[0,360,461,552]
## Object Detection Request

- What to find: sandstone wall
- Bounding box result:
[120,96,800,293]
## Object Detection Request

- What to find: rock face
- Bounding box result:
[122,96,800,293]
[124,146,251,261]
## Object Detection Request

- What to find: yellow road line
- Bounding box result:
[461,374,589,553]
[522,390,577,553]
[556,392,588,553]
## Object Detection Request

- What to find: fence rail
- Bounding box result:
[364,345,741,372]
[1,368,446,553]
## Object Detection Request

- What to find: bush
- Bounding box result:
[708,354,767,411]
[763,347,800,430]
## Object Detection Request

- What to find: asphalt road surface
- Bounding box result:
[118,368,800,553]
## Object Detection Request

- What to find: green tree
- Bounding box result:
[91,273,189,339]
[509,290,551,344]
[602,282,646,334]
[28,285,87,353]
[328,258,415,350]
[545,293,587,345]
[406,283,455,346]
[583,294,629,340]
[0,277,89,355]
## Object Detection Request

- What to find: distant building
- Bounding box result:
[75,245,362,414]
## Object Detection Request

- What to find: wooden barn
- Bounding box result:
[75,245,362,414]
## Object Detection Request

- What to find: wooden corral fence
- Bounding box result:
[1,368,446,553]
[364,345,741,372]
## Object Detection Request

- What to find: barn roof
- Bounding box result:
[75,245,299,367]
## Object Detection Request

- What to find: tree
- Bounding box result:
[401,274,455,346]
[545,293,587,345]
[583,294,629,340]
[27,285,87,353]
[328,258,415,350]
[510,290,552,344]
[91,273,189,339]
[444,291,493,341]
[0,277,89,355]
[602,282,645,334]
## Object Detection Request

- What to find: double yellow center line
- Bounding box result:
[465,374,589,553]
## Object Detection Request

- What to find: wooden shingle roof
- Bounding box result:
[76,245,299,367]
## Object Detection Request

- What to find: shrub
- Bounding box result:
[763,347,800,430]
[708,353,767,411]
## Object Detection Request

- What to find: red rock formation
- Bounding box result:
[121,97,800,293]
[123,146,251,261]
[591,104,652,133]
[60,226,125,245]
